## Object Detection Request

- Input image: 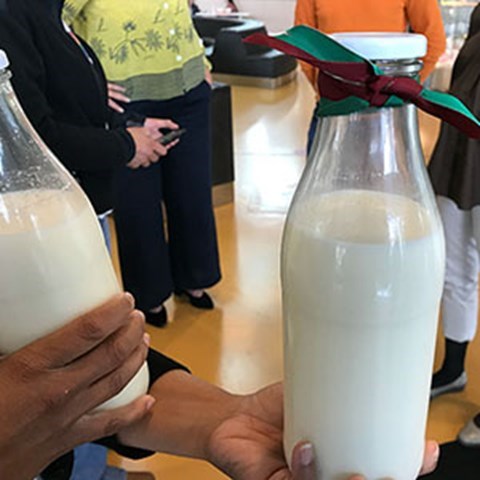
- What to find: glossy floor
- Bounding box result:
[111,73,480,478]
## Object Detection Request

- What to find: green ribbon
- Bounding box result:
[245,26,480,138]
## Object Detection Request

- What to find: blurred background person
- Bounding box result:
[64,0,222,329]
[294,0,447,153]
[428,4,480,446]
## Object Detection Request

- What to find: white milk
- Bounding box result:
[282,190,445,480]
[0,189,149,409]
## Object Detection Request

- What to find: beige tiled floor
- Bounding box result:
[111,72,480,478]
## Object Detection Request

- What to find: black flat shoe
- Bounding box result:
[145,307,167,328]
[174,289,214,310]
[459,414,480,447]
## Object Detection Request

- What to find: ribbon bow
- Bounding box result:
[245,25,480,139]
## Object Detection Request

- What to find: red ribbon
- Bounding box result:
[246,32,422,107]
[317,67,423,107]
[245,32,480,139]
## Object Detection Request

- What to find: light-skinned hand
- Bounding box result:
[126,126,168,169]
[107,83,130,113]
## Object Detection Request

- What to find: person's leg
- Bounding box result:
[102,466,128,480]
[113,162,173,320]
[458,203,480,446]
[160,82,221,299]
[70,444,108,480]
[69,444,128,480]
[431,196,479,398]
[122,84,221,314]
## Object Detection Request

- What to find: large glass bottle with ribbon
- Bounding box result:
[0,51,149,409]
[281,34,445,479]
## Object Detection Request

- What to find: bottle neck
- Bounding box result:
[306,102,428,201]
[313,101,421,157]
[307,57,425,194]
[289,56,439,230]
[373,59,422,78]
[0,67,71,193]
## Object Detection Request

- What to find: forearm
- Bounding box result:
[38,120,135,171]
[294,0,320,92]
[299,62,318,91]
[420,31,446,81]
[407,0,446,81]
[294,0,316,30]
[420,57,440,82]
[117,370,244,460]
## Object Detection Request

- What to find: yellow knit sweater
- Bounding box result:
[64,0,207,101]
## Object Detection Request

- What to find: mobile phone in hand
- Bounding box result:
[159,128,187,146]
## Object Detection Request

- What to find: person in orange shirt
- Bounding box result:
[295,0,446,151]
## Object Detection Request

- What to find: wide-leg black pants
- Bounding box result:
[113,81,221,310]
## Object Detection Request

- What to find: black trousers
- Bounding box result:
[113,81,221,310]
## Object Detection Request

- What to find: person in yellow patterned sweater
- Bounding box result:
[64,0,221,328]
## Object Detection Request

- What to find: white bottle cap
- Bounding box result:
[331,33,427,61]
[0,50,9,70]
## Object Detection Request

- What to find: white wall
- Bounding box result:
[196,0,296,33]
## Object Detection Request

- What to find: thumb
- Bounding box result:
[291,443,365,480]
[420,441,440,475]
[291,443,317,480]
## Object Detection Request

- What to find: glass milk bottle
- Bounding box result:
[0,51,149,409]
[282,34,445,480]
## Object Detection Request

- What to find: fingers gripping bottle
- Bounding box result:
[0,51,148,409]
[282,34,445,479]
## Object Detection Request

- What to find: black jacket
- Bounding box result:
[0,0,135,212]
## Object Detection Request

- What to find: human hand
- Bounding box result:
[207,383,440,479]
[107,83,130,113]
[113,373,439,479]
[419,441,441,476]
[126,126,169,169]
[143,118,180,148]
[143,118,179,137]
[206,383,312,479]
[0,293,154,480]
[205,68,213,86]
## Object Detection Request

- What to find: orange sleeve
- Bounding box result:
[294,0,318,88]
[405,0,446,81]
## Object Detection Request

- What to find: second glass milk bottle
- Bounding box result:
[281,34,445,479]
[0,51,149,410]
